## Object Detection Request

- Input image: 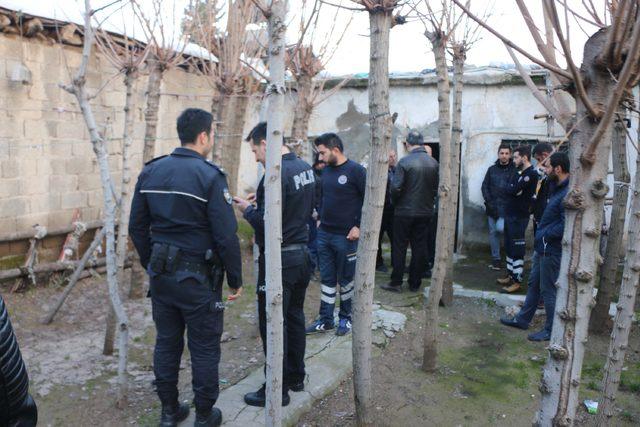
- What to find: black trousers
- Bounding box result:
[257,248,311,388]
[426,213,437,268]
[150,270,224,412]
[376,208,394,267]
[390,215,431,289]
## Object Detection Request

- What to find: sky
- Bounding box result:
[2,0,602,75]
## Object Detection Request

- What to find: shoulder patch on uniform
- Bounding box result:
[223,187,233,205]
[144,155,167,166]
[204,159,227,176]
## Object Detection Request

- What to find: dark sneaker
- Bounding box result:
[528,330,551,341]
[159,402,190,427]
[489,260,503,270]
[500,315,528,330]
[376,264,388,273]
[381,283,403,293]
[500,282,522,294]
[194,408,222,427]
[288,380,304,392]
[336,318,352,336]
[305,320,334,335]
[496,275,512,285]
[244,384,290,407]
[422,269,432,279]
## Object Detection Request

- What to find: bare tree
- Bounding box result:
[590,111,629,334]
[133,0,187,164]
[246,0,286,424]
[286,0,352,160]
[453,0,640,424]
[336,0,401,425]
[599,104,640,423]
[60,0,129,407]
[95,9,151,355]
[186,0,263,194]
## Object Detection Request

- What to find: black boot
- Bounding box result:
[159,402,190,427]
[244,384,290,407]
[194,407,222,427]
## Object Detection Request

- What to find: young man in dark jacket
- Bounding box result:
[531,142,554,234]
[382,131,439,293]
[481,143,517,270]
[498,145,539,294]
[500,152,570,341]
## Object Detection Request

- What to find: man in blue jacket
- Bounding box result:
[500,152,570,341]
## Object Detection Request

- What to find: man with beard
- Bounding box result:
[306,133,366,336]
[500,152,570,341]
[481,143,516,270]
[233,122,315,406]
[497,145,539,294]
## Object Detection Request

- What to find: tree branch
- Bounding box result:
[582,16,640,165]
[515,0,558,67]
[450,0,572,80]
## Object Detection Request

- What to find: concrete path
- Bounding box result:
[180,332,353,426]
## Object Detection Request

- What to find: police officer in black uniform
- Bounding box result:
[233,122,315,407]
[129,108,243,427]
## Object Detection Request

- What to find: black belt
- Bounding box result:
[176,260,211,276]
[281,243,307,252]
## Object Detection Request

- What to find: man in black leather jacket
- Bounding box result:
[382,131,439,292]
[1,294,38,427]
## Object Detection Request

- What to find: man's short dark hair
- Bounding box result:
[246,122,267,145]
[498,143,511,152]
[549,152,570,173]
[177,108,213,145]
[514,145,531,160]
[533,142,553,157]
[245,122,286,145]
[314,133,343,152]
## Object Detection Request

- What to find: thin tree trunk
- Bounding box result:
[63,1,129,407]
[212,93,245,194]
[589,112,629,334]
[264,1,286,424]
[41,227,106,324]
[598,106,640,423]
[142,56,164,164]
[537,29,614,426]
[422,30,452,373]
[103,305,116,355]
[441,47,465,306]
[290,74,314,161]
[352,9,392,427]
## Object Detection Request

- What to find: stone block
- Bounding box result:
[78,174,102,191]
[71,141,93,157]
[49,140,73,157]
[87,189,104,208]
[57,122,86,139]
[61,191,87,210]
[48,175,77,192]
[24,120,50,139]
[0,197,28,218]
[79,207,100,222]
[102,91,125,108]
[0,217,17,235]
[47,193,61,211]
[0,179,21,198]
[36,158,52,175]
[46,210,77,230]
[1,160,20,178]
[22,176,48,195]
[16,213,49,230]
[65,157,94,175]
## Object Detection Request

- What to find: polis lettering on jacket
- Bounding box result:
[293,169,316,190]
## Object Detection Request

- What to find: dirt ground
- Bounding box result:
[2,243,639,426]
[297,267,640,427]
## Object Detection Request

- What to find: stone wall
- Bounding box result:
[0,33,214,238]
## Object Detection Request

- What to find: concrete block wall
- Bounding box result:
[0,33,214,238]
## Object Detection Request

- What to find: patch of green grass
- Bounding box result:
[236,219,254,244]
[586,380,600,391]
[0,255,24,270]
[620,364,640,394]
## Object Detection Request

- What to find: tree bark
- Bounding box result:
[212,92,247,194]
[264,1,286,424]
[142,56,164,164]
[119,70,135,296]
[536,29,614,426]
[589,112,629,334]
[352,9,392,427]
[422,30,452,373]
[290,73,314,161]
[598,106,640,423]
[441,46,465,306]
[63,1,129,407]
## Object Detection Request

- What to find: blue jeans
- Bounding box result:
[487,216,504,261]
[317,228,357,324]
[515,251,561,333]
